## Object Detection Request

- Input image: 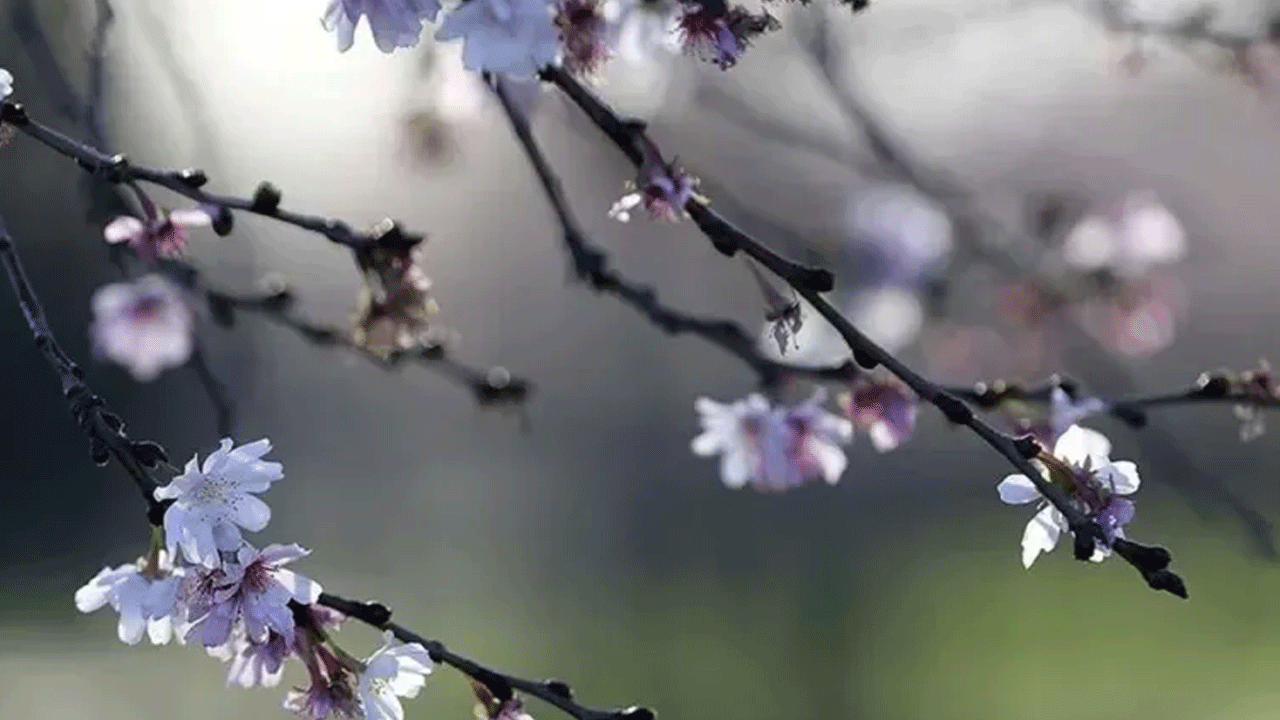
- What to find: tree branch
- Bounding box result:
[542,68,1187,597]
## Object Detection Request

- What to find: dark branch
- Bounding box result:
[486,74,854,389]
[0,210,632,720]
[544,65,1187,597]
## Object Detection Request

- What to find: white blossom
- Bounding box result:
[691,390,853,491]
[154,438,284,567]
[74,550,185,645]
[0,68,12,99]
[1061,191,1186,277]
[358,630,435,720]
[90,274,195,382]
[323,0,441,53]
[435,0,561,78]
[996,425,1139,568]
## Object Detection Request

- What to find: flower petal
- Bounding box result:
[1021,505,1062,568]
[997,474,1041,505]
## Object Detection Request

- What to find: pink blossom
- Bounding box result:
[103,206,211,260]
[90,274,194,382]
[839,378,918,452]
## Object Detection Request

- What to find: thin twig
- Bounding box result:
[487,74,854,388]
[543,65,1187,597]
[0,211,637,720]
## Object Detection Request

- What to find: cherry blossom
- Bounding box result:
[183,543,322,648]
[322,0,441,52]
[1060,191,1186,278]
[691,390,853,491]
[996,425,1140,568]
[153,438,285,567]
[839,377,918,452]
[608,137,700,222]
[75,549,186,646]
[103,206,212,260]
[89,274,195,382]
[357,630,436,720]
[435,0,561,78]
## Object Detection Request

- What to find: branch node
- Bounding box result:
[176,168,209,189]
[251,182,282,213]
[0,101,30,126]
[543,679,573,700]
[933,391,973,425]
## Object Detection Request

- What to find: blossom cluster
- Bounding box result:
[321,0,779,79]
[76,439,439,720]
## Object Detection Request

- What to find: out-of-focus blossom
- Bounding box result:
[691,390,853,491]
[435,0,561,78]
[608,137,700,222]
[75,550,186,646]
[1060,191,1185,277]
[613,0,681,64]
[154,438,284,567]
[996,425,1139,568]
[843,185,953,287]
[1229,360,1278,442]
[357,630,435,720]
[104,206,211,260]
[1075,274,1186,358]
[322,0,441,53]
[183,543,322,648]
[0,68,13,99]
[90,274,195,382]
[838,377,917,452]
[354,242,444,355]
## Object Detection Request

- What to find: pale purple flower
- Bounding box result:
[103,206,211,260]
[286,666,361,719]
[90,274,195,382]
[184,543,322,648]
[843,185,953,287]
[840,379,918,452]
[357,630,435,720]
[435,0,561,78]
[0,68,13,99]
[1061,190,1186,277]
[282,606,359,718]
[322,0,441,52]
[609,139,699,222]
[154,438,284,567]
[555,0,614,76]
[691,390,853,492]
[996,425,1140,568]
[212,625,292,688]
[75,550,185,645]
[1011,387,1111,454]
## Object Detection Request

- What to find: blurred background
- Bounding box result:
[3,0,1280,718]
